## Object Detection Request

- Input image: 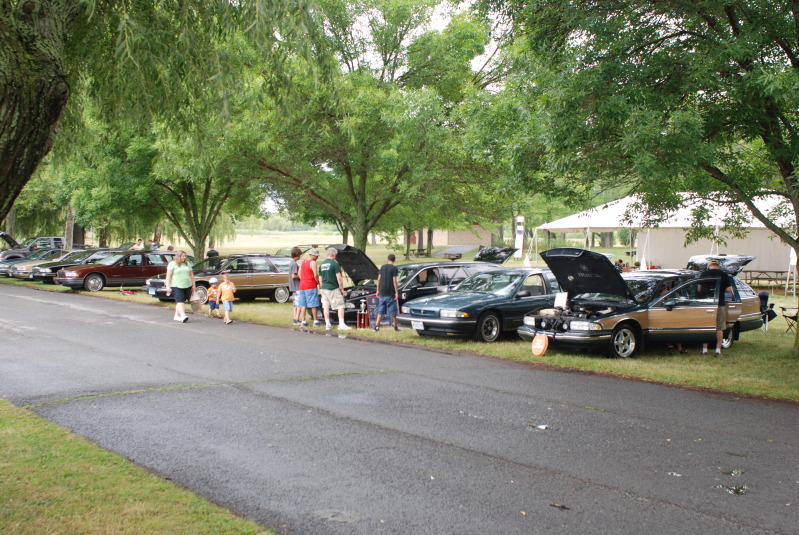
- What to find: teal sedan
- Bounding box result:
[397,268,560,342]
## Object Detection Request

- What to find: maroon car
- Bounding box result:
[55,251,191,291]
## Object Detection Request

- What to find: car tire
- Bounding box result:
[607,324,638,358]
[194,284,209,304]
[83,274,105,292]
[272,286,290,303]
[721,327,735,349]
[475,311,502,343]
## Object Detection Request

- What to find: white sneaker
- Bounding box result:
[325,324,333,331]
[338,324,352,331]
[181,316,189,323]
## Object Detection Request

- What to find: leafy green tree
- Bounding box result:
[251,0,498,251]
[0,0,314,225]
[151,121,268,259]
[487,0,799,250]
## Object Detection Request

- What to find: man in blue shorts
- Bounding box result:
[374,254,400,331]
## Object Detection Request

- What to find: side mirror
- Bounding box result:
[516,289,531,298]
[663,299,676,311]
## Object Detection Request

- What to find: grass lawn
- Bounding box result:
[2,241,797,534]
[0,399,272,535]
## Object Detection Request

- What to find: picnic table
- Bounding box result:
[740,270,788,287]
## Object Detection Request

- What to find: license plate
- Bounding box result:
[148,288,156,295]
[411,321,424,330]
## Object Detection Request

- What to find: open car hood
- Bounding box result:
[0,231,20,249]
[541,247,633,300]
[328,244,379,283]
[472,246,518,264]
[686,254,756,276]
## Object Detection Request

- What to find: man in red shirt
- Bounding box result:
[296,248,322,327]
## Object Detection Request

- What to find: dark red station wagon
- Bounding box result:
[55,251,191,291]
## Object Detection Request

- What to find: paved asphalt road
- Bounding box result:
[1,284,797,535]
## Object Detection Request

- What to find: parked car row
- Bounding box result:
[391,248,758,356]
[0,239,762,358]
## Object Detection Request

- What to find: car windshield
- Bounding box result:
[28,248,59,260]
[455,272,524,296]
[17,237,36,248]
[58,250,90,262]
[191,257,228,273]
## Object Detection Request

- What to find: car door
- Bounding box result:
[247,256,278,296]
[142,253,171,282]
[265,257,291,288]
[647,277,723,343]
[501,273,555,330]
[109,253,147,285]
[223,257,254,292]
[440,265,471,290]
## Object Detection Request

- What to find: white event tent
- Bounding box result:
[534,195,794,272]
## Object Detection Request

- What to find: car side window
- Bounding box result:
[249,257,273,273]
[521,274,545,296]
[127,254,144,267]
[269,257,291,273]
[670,279,719,306]
[229,258,251,273]
[418,268,440,287]
[146,254,167,266]
[33,238,49,248]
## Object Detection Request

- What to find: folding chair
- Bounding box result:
[780,307,798,333]
[758,292,777,331]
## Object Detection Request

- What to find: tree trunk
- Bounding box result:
[3,206,15,235]
[153,222,163,246]
[426,228,433,256]
[404,226,411,260]
[63,205,74,250]
[0,3,78,223]
[417,228,424,255]
[98,225,110,248]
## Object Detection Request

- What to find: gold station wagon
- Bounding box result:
[517,248,762,358]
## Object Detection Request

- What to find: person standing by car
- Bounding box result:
[318,247,352,331]
[297,248,321,327]
[219,274,237,324]
[701,259,733,356]
[205,244,219,259]
[289,247,302,325]
[165,250,195,323]
[374,254,400,331]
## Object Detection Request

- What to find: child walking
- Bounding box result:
[219,274,237,324]
[207,277,223,318]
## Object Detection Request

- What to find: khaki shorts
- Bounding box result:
[716,305,727,331]
[320,288,345,310]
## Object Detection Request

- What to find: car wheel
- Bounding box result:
[83,274,105,292]
[474,312,502,343]
[607,324,638,358]
[721,327,735,349]
[272,286,290,303]
[194,284,209,304]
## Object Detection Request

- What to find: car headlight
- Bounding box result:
[523,316,535,326]
[569,320,602,331]
[440,309,469,318]
[401,305,410,314]
[39,268,52,273]
[63,271,79,278]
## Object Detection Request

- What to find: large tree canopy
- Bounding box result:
[250,0,501,251]
[486,0,799,248]
[0,0,313,225]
